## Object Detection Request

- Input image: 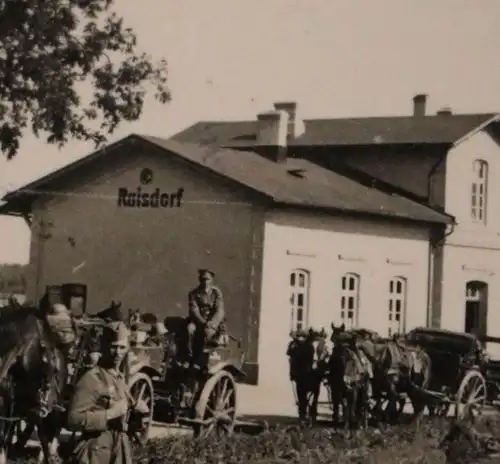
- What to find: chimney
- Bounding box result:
[413,94,427,117]
[273,101,305,139]
[256,110,289,163]
[437,106,452,116]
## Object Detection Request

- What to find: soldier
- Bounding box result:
[67,321,148,464]
[186,269,225,364]
[45,303,78,361]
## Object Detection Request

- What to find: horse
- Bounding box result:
[328,329,371,431]
[331,324,431,425]
[286,328,331,426]
[16,299,130,463]
[0,295,68,464]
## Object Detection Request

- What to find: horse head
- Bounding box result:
[330,323,346,342]
[95,300,124,322]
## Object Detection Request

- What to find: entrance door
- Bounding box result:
[465,281,488,339]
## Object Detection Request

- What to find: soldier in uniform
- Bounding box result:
[67,321,148,464]
[186,269,225,364]
[45,303,77,360]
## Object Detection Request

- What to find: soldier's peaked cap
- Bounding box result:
[198,269,215,278]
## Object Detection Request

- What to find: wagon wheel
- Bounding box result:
[128,372,154,446]
[193,369,237,438]
[455,370,487,422]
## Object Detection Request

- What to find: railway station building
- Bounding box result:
[2,94,500,415]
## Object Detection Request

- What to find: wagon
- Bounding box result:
[43,283,163,445]
[132,315,247,439]
[404,327,489,421]
[47,283,248,440]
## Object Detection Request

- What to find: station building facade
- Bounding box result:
[3,94,500,414]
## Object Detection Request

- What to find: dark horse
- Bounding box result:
[286,328,330,426]
[9,299,128,464]
[331,324,432,425]
[0,296,68,464]
[328,329,371,431]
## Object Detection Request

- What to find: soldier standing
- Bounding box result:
[67,321,148,464]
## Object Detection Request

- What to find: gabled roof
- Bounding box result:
[1,134,453,226]
[172,113,498,148]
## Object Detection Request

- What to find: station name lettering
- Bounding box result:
[117,187,185,208]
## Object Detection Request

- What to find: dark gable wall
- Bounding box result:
[301,145,449,208]
[27,139,265,384]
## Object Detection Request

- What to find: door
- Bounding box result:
[465,280,488,339]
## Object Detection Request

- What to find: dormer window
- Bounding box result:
[471,159,488,223]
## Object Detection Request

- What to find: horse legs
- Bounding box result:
[37,413,63,464]
[294,380,309,425]
[329,386,342,426]
[13,420,34,451]
[308,377,322,426]
[344,388,359,434]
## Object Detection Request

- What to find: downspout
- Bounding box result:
[426,221,455,327]
[425,149,449,327]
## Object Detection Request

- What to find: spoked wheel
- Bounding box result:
[193,370,237,438]
[455,369,487,422]
[128,372,154,446]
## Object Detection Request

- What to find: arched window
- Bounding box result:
[388,277,407,337]
[290,269,310,332]
[471,159,488,223]
[465,280,488,337]
[340,273,360,329]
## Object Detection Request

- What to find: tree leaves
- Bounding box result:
[0,0,170,159]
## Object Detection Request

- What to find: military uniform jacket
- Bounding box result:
[67,366,132,464]
[188,285,225,328]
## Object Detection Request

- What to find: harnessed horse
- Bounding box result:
[331,324,431,425]
[0,296,68,464]
[287,328,331,426]
[13,299,130,463]
[328,329,371,431]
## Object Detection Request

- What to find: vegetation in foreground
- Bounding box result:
[13,416,500,463]
[132,416,500,464]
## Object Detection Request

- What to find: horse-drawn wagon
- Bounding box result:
[130,315,246,438]
[61,292,247,441]
[0,281,250,463]
[404,327,490,420]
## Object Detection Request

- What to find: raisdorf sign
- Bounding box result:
[117,187,185,208]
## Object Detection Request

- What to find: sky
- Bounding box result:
[1,0,499,264]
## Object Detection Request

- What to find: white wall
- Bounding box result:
[441,128,500,357]
[445,129,500,248]
[242,210,431,416]
[441,244,500,358]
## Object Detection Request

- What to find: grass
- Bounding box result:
[131,416,500,464]
[11,415,500,463]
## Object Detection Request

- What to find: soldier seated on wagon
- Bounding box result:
[187,269,227,366]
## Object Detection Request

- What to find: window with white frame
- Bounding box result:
[388,277,407,337]
[290,269,310,332]
[471,159,488,223]
[340,273,360,329]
